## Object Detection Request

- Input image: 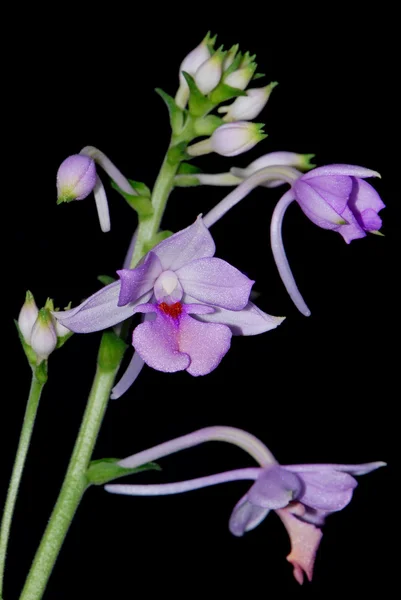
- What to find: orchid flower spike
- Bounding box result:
[53,217,284,398]
[105,426,386,585]
[56,146,138,233]
[202,163,385,316]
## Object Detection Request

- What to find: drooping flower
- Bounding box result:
[56,146,138,233]
[54,217,284,395]
[104,426,385,584]
[200,163,385,316]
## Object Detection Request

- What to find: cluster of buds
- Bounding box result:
[174,33,276,158]
[17,292,71,364]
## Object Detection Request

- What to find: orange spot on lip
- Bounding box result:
[158,302,183,319]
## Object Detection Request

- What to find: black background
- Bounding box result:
[2,9,399,599]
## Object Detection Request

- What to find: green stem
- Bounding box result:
[129,149,180,267]
[0,375,45,595]
[19,348,119,600]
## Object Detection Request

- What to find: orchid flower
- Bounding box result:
[105,426,385,585]
[54,217,284,397]
[203,163,385,316]
[57,146,138,233]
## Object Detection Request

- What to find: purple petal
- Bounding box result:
[110,351,145,400]
[178,310,232,376]
[302,164,381,180]
[295,469,357,512]
[53,282,152,333]
[334,206,366,243]
[189,299,285,336]
[294,180,348,228]
[305,175,352,214]
[286,462,386,476]
[176,257,254,310]
[153,216,215,271]
[57,154,97,201]
[229,494,270,537]
[132,307,190,373]
[348,178,385,231]
[247,465,303,509]
[117,252,162,306]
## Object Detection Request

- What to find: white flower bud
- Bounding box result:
[175,34,212,108]
[219,83,277,122]
[30,309,57,362]
[224,65,255,90]
[55,320,71,338]
[195,49,225,95]
[210,122,267,157]
[18,291,39,344]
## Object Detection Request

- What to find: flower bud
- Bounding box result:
[175,33,214,108]
[195,48,225,95]
[219,83,277,122]
[224,64,256,90]
[18,291,39,344]
[30,309,57,362]
[231,152,316,181]
[57,155,96,204]
[223,44,239,71]
[55,319,71,338]
[210,122,267,157]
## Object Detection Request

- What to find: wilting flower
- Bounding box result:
[54,218,283,394]
[187,122,267,158]
[105,426,385,584]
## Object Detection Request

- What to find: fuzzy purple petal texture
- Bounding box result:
[57,155,97,201]
[293,180,348,228]
[348,178,385,230]
[247,465,303,509]
[117,252,163,306]
[229,494,270,537]
[176,257,254,310]
[186,299,285,336]
[132,303,232,376]
[153,216,215,271]
[53,282,151,333]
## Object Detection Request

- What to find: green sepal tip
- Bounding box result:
[86,458,161,487]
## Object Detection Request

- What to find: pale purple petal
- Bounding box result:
[305,175,352,214]
[247,465,303,509]
[302,164,381,180]
[110,351,145,400]
[294,180,348,228]
[178,311,232,376]
[190,300,285,336]
[53,283,152,333]
[229,494,270,537]
[295,469,357,512]
[132,307,190,373]
[57,154,96,201]
[117,252,162,306]
[176,257,253,310]
[153,216,215,271]
[286,462,386,476]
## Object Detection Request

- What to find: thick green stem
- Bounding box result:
[0,375,45,595]
[19,348,120,600]
[129,151,180,267]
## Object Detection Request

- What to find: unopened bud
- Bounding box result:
[187,121,267,158]
[219,83,277,122]
[195,48,225,95]
[175,33,214,108]
[18,291,39,344]
[224,63,256,90]
[57,155,96,204]
[30,309,57,362]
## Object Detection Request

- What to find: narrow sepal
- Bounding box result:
[86,458,160,486]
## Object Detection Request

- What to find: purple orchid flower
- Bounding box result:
[203,163,385,316]
[105,426,385,585]
[54,218,284,396]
